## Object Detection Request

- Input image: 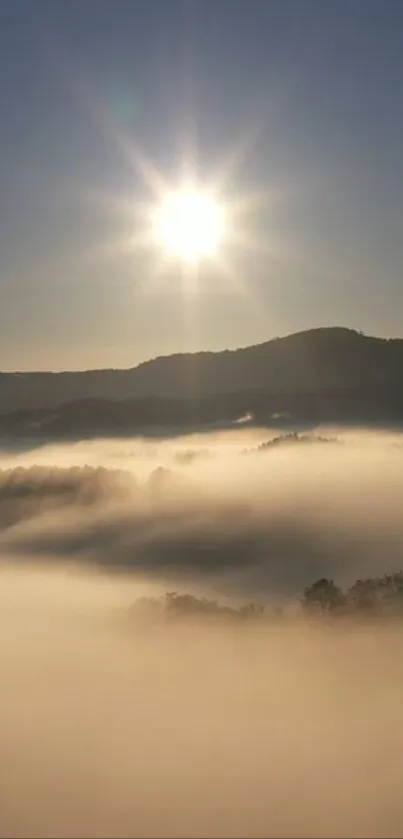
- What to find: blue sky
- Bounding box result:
[1,0,403,370]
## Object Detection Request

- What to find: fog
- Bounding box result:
[1,426,403,597]
[2,427,403,836]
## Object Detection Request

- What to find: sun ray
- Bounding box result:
[91,102,168,199]
[45,38,169,200]
[231,228,286,260]
[34,34,299,322]
[230,188,283,219]
[68,183,139,219]
[211,252,269,322]
[206,123,263,193]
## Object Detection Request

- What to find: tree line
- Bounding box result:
[131,572,403,622]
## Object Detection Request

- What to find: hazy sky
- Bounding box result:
[1,0,403,371]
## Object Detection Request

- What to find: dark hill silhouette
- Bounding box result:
[1,327,402,410]
[1,327,403,436]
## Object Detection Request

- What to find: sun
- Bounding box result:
[152,187,225,262]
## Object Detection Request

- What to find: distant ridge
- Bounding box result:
[3,326,365,376]
[1,327,403,427]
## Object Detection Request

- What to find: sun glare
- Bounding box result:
[153,188,225,262]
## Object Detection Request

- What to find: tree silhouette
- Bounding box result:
[346,578,379,615]
[347,572,403,617]
[302,578,345,615]
[132,570,403,627]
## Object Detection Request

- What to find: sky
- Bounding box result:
[1,0,403,371]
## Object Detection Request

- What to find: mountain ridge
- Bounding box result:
[2,326,364,376]
[1,326,403,417]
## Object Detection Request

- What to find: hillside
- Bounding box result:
[1,327,403,417]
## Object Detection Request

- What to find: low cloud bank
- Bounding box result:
[0,429,403,597]
[1,429,403,836]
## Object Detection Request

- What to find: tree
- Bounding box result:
[302,578,345,616]
[346,578,379,615]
